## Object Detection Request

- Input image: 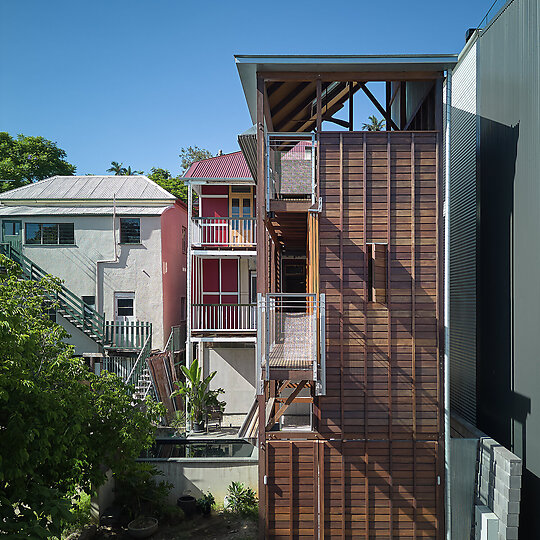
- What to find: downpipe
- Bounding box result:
[444,69,452,540]
[96,194,119,314]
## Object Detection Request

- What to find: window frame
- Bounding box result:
[119,218,141,244]
[24,222,75,246]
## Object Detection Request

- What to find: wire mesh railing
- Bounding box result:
[266,133,316,208]
[258,293,326,394]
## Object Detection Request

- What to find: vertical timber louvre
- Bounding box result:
[263,131,441,539]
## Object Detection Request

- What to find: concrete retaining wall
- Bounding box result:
[140,457,258,505]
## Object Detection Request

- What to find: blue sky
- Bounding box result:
[0,1,489,176]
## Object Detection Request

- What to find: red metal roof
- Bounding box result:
[183,151,252,179]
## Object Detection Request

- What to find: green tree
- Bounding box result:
[106,160,125,175]
[0,256,163,538]
[0,132,76,193]
[179,145,213,173]
[362,115,386,131]
[106,161,143,175]
[147,167,188,203]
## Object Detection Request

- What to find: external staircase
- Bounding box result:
[0,242,153,392]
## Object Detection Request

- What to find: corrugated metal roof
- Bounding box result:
[0,205,173,216]
[0,176,176,201]
[183,151,252,179]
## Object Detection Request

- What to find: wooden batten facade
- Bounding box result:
[248,61,448,538]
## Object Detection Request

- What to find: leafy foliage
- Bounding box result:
[362,115,386,131]
[0,132,76,193]
[171,359,225,427]
[114,463,172,519]
[196,491,215,514]
[224,482,258,516]
[179,146,213,173]
[106,161,143,175]
[147,167,188,203]
[0,256,164,538]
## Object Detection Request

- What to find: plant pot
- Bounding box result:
[192,421,205,433]
[127,516,158,538]
[177,495,197,518]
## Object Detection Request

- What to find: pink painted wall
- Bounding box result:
[201,185,228,218]
[160,200,188,348]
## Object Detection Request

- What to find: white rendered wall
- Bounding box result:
[20,214,166,351]
[204,345,255,416]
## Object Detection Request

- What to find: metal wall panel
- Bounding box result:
[474,0,540,534]
[449,40,478,425]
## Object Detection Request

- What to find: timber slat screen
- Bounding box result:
[265,131,442,538]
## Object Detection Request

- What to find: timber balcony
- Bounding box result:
[258,293,326,392]
[191,217,256,248]
[191,303,256,332]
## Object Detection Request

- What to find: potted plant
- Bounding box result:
[114,463,172,538]
[171,359,225,432]
[196,491,215,516]
[170,410,187,437]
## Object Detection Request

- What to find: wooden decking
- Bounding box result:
[263,312,314,370]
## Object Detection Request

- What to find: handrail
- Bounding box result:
[125,331,152,388]
[191,217,256,247]
[192,303,256,307]
[0,243,106,340]
[192,217,256,222]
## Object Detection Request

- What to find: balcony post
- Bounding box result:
[186,181,193,369]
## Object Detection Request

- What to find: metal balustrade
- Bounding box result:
[266,133,316,207]
[191,217,256,247]
[192,303,256,331]
[258,293,326,394]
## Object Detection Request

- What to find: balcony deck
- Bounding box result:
[192,303,256,333]
[191,217,256,249]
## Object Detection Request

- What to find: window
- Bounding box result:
[24,223,75,245]
[120,218,140,244]
[181,226,187,254]
[3,221,20,235]
[117,298,134,316]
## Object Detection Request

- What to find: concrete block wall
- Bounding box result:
[476,438,522,540]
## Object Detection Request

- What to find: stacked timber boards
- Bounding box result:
[266,131,442,539]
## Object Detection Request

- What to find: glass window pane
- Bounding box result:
[25,223,42,244]
[231,198,240,218]
[242,198,252,217]
[42,224,58,244]
[120,218,140,243]
[13,222,20,235]
[59,223,74,244]
[117,298,134,316]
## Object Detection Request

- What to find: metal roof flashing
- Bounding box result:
[234,54,458,123]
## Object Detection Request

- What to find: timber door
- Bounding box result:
[229,187,253,245]
[267,441,318,538]
[2,220,22,252]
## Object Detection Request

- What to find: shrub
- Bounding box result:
[196,491,215,514]
[224,482,258,517]
[114,463,172,519]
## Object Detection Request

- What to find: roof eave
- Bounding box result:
[234,54,458,124]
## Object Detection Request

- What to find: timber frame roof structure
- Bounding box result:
[235,54,458,132]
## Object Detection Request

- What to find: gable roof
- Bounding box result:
[183,151,252,179]
[0,176,176,201]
